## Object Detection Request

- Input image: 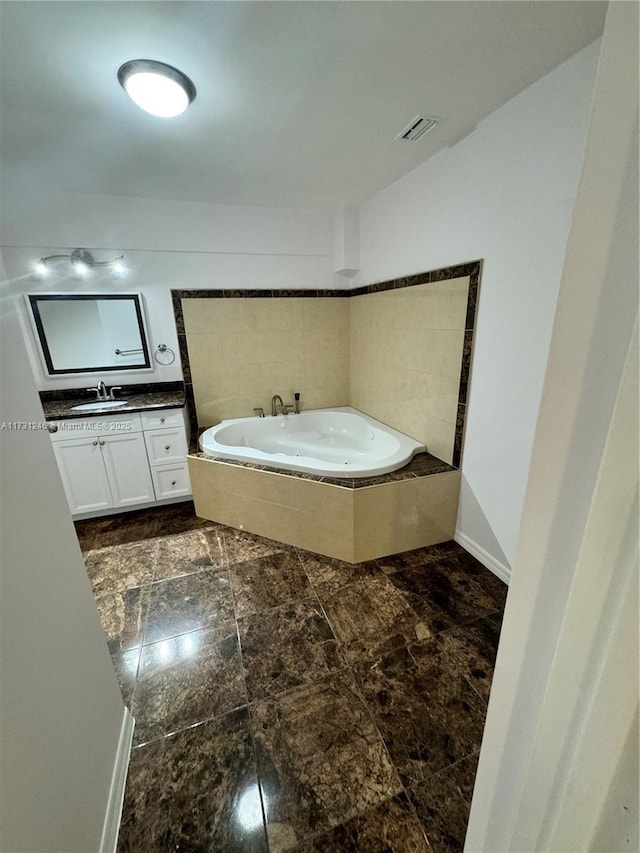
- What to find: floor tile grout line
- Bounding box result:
[137,618,239,650]
[461,672,490,708]
[422,747,482,796]
[130,701,252,750]
[139,540,159,649]
[245,702,273,852]
[222,527,255,715]
[293,547,345,647]
[243,660,353,709]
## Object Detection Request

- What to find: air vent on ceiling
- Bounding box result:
[395,114,440,142]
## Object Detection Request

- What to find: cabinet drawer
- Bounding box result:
[141,408,185,430]
[144,427,188,465]
[151,462,192,500]
[49,412,142,441]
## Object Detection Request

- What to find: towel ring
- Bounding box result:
[154,343,176,366]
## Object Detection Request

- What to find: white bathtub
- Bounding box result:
[198,406,425,478]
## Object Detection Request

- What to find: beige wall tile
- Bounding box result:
[255,473,352,515]
[249,299,305,332]
[181,298,217,334]
[423,414,456,464]
[304,357,347,388]
[188,456,355,561]
[353,471,461,562]
[256,362,306,400]
[184,331,225,366]
[303,327,350,363]
[195,392,264,426]
[296,510,355,562]
[427,330,465,379]
[187,297,353,424]
[190,456,460,564]
[302,383,350,411]
[303,298,350,330]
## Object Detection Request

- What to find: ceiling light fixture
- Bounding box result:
[117,59,196,118]
[34,249,126,278]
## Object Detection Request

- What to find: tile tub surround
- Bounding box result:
[171,259,481,467]
[75,504,506,852]
[182,295,351,427]
[188,453,461,563]
[350,278,468,465]
[39,380,186,420]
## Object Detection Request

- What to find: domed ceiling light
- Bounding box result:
[117,59,196,118]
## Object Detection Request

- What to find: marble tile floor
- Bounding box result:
[76,503,507,853]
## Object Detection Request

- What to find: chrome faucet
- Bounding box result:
[271,394,284,416]
[87,380,109,401]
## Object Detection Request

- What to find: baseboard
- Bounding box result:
[73,495,192,521]
[100,708,135,853]
[454,529,511,585]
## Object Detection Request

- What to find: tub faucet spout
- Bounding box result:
[271,394,284,416]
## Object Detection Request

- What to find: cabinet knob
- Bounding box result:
[171,480,176,486]
[165,445,171,451]
[92,440,98,446]
[160,417,165,423]
[48,424,58,434]
[99,440,105,446]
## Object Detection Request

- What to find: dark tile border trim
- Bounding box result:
[172,259,482,468]
[189,450,455,491]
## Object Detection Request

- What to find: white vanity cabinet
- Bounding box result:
[49,407,191,517]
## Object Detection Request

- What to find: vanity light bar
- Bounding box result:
[34,249,126,277]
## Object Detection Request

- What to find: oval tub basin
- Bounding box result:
[198,406,425,478]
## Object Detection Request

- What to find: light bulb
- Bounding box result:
[34,259,47,276]
[125,72,189,118]
[73,261,89,277]
[111,260,126,275]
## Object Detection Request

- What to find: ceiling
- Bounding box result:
[0,1,606,210]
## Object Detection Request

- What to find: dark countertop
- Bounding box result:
[40,382,186,421]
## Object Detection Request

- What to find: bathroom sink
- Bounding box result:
[71,401,128,412]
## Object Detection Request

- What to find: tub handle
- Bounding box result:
[253,408,265,418]
[283,404,296,416]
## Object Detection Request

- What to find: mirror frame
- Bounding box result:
[27,292,152,375]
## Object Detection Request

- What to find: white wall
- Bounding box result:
[466,1,638,845]
[0,192,340,390]
[354,40,600,569]
[0,270,126,851]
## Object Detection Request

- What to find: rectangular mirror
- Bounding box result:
[27,293,151,375]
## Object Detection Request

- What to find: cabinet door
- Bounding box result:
[52,438,112,515]
[101,433,155,508]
